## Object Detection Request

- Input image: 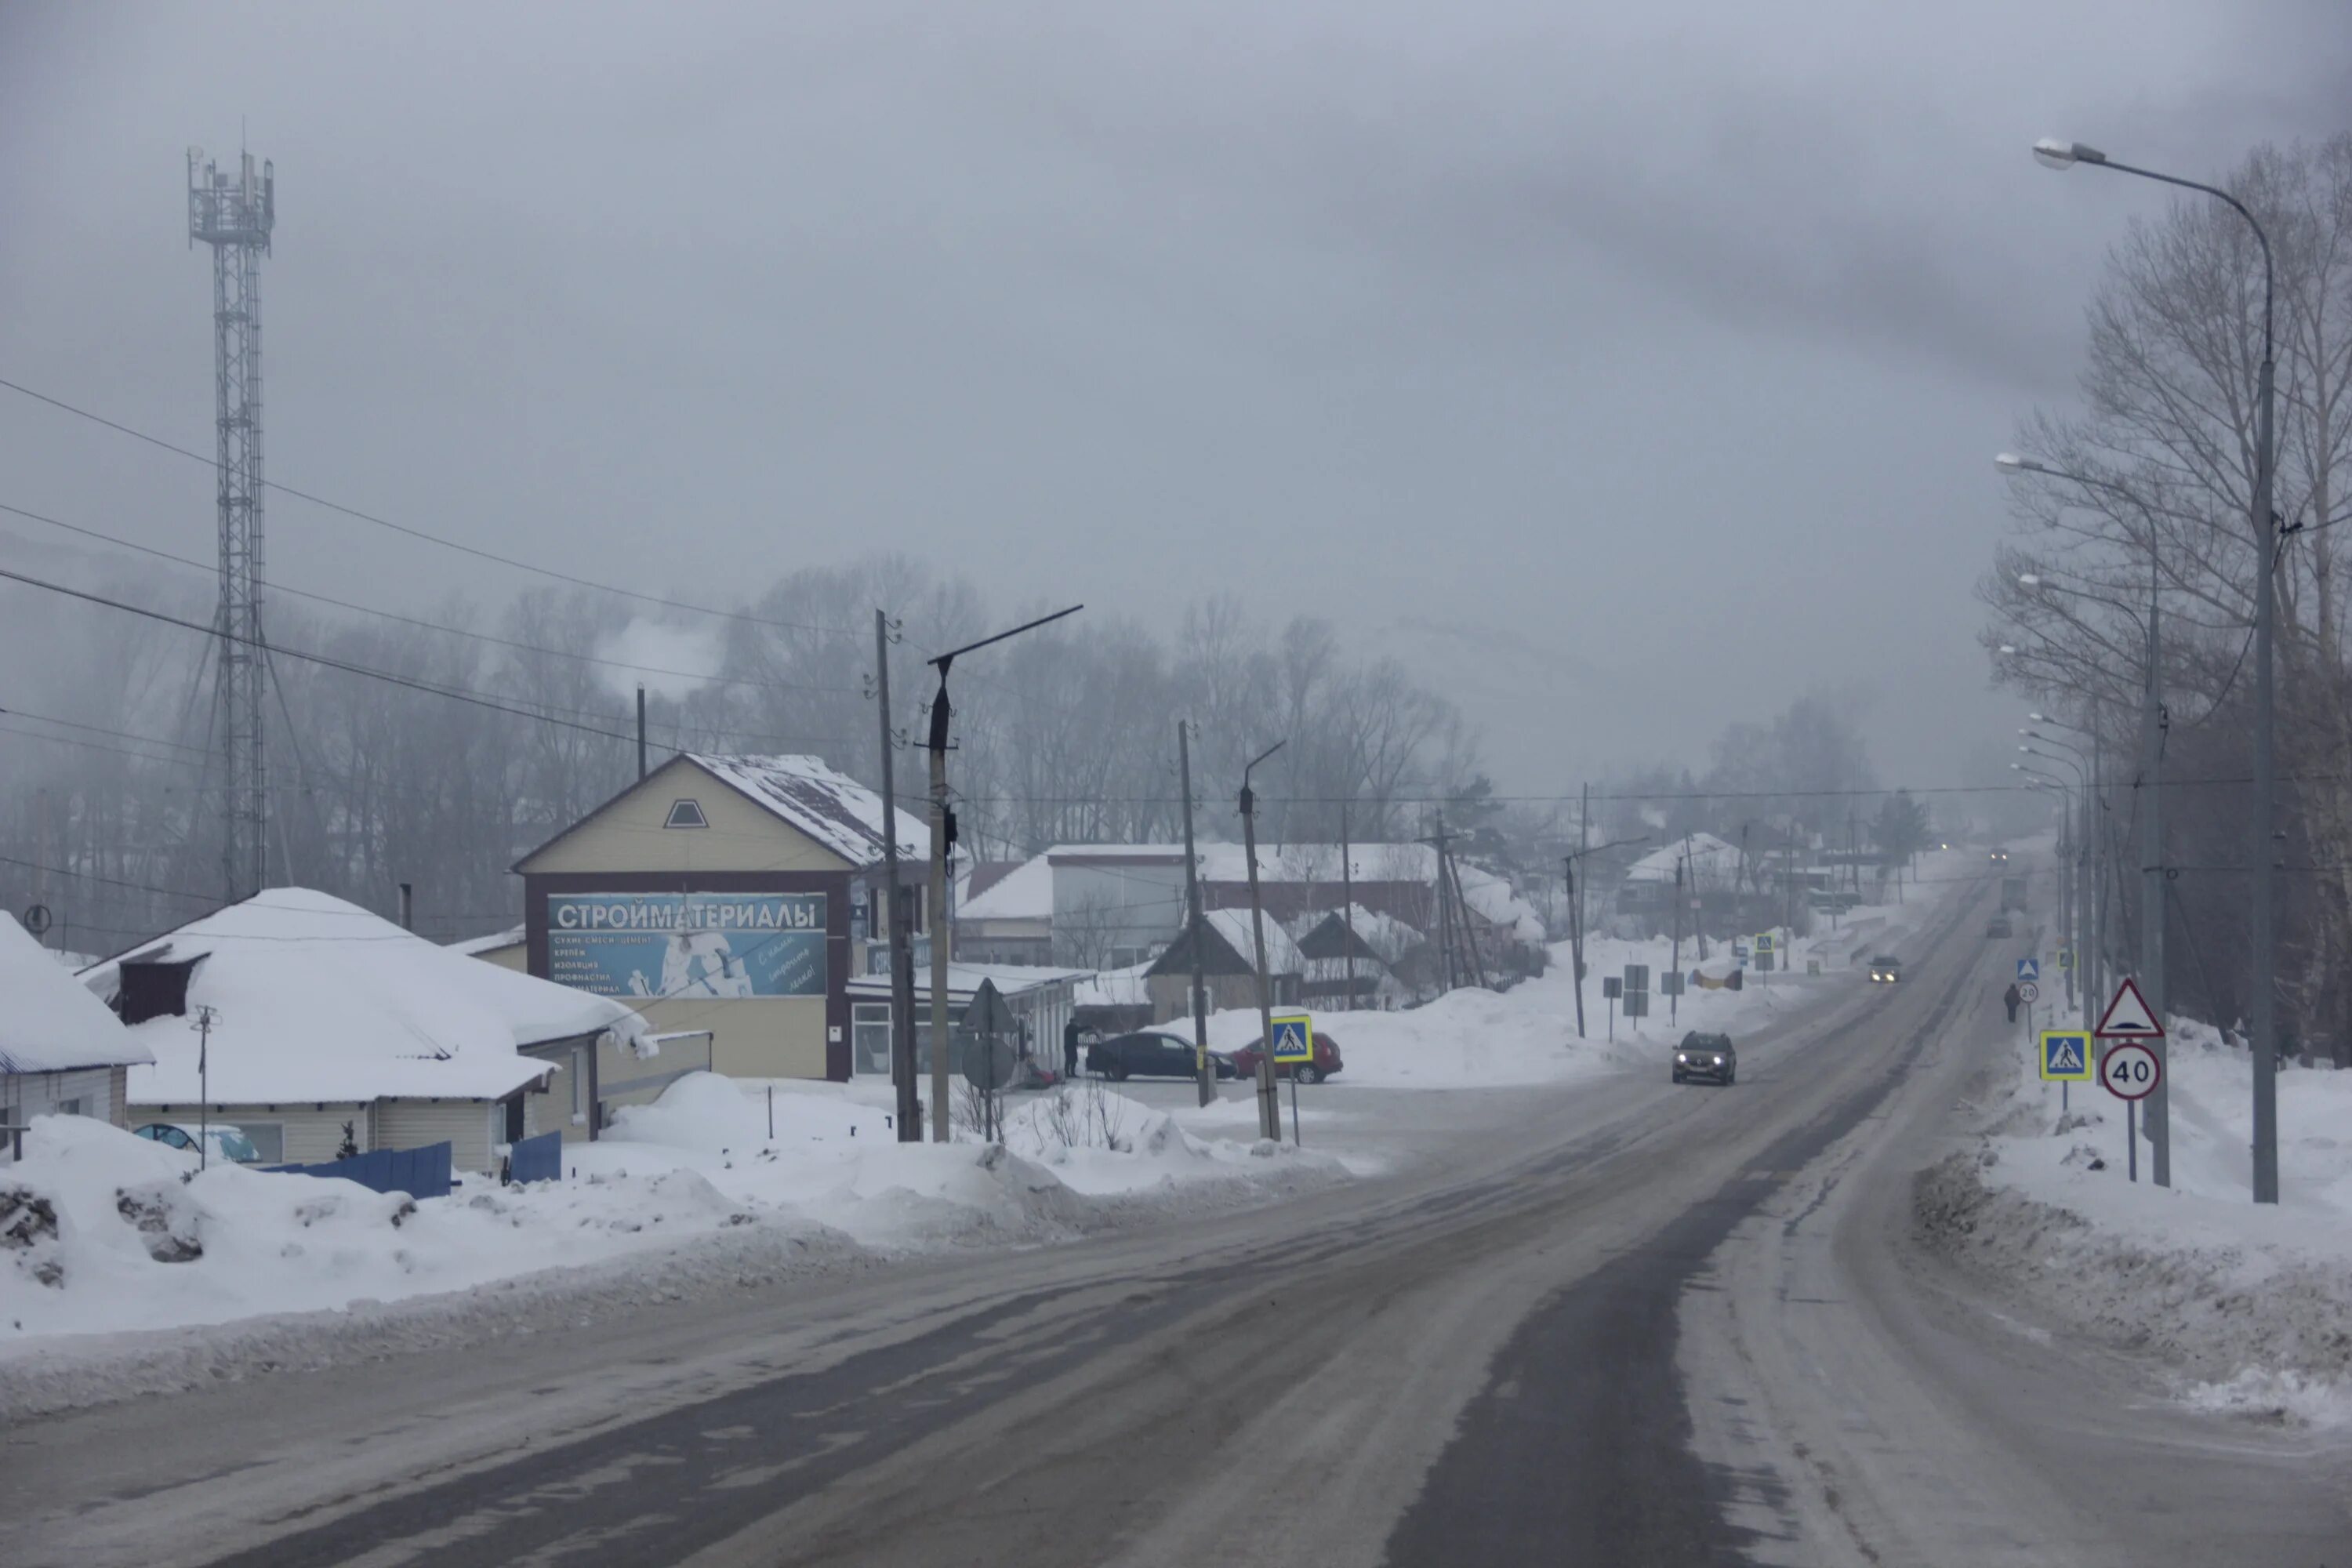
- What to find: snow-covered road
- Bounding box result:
[3,862,2343,1565]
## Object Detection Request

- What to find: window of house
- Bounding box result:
[56,1097,84,1118]
[233,1123,285,1163]
[852,1002,893,1076]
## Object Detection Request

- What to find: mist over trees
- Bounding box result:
[0,546,1490,954]
[1980,135,2352,1059]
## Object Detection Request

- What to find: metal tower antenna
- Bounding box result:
[188,146,274,902]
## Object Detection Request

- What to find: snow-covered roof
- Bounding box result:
[1073,960,1152,1010]
[1295,904,1425,964]
[447,924,525,957]
[1200,908,1305,975]
[1622,833,1740,886]
[956,853,1054,922]
[85,889,644,1106]
[1457,866,1548,947]
[687,754,928,869]
[0,916,150,1075]
[845,960,1088,1004]
[1193,842,1438,884]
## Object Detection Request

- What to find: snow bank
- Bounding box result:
[0,1069,1346,1395]
[1922,1020,2352,1428]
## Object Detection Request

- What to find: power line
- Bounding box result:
[0,704,212,757]
[0,498,862,699]
[0,375,859,641]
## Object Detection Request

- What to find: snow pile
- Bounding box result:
[1922,1020,2352,1428]
[0,1116,768,1341]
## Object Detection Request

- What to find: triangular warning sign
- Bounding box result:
[2095,977,2165,1040]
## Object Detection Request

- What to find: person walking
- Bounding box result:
[2002,982,2021,1025]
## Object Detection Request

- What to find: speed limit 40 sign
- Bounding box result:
[2100,1041,2161,1101]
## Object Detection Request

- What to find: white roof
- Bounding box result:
[687,753,928,868]
[1193,841,1438,884]
[956,854,1055,921]
[1200,908,1305,975]
[0,916,150,1074]
[1295,903,1425,964]
[85,889,644,1106]
[447,924,525,956]
[1073,960,1153,1010]
[845,960,1088,1004]
[1623,833,1740,886]
[1457,864,1548,946]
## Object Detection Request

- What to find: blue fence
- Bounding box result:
[267,1141,453,1200]
[506,1131,562,1185]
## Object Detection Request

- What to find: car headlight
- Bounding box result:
[1676,1053,1690,1063]
[1711,1056,1724,1066]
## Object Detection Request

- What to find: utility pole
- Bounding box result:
[190,1005,218,1171]
[1178,720,1213,1108]
[397,881,412,932]
[1670,853,1683,1027]
[637,686,648,779]
[2143,546,2169,1186]
[189,146,274,905]
[877,610,919,1142]
[1341,800,1356,1013]
[1446,846,1487,990]
[1240,740,1287,1141]
[924,606,1083,1142]
[1564,855,1585,1037]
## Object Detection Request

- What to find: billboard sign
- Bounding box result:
[548,892,827,1000]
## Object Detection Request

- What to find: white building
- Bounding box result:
[86,889,652,1174]
[0,916,151,1161]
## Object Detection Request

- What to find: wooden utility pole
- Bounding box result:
[1574,783,1590,1032]
[636,685,648,779]
[1446,848,1487,990]
[877,610,918,1142]
[927,702,953,1142]
[1427,811,1456,993]
[1178,720,1213,1108]
[1240,740,1287,1140]
[1670,855,1683,1027]
[1341,800,1356,1012]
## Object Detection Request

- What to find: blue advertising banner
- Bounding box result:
[547,892,827,999]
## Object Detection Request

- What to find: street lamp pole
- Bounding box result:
[2022,740,2092,1017]
[2002,456,2170,1183]
[2036,135,2276,1200]
[1240,739,1288,1142]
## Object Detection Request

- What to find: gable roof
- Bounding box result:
[958,852,1054,921]
[1294,904,1425,964]
[1623,833,1740,886]
[516,753,927,874]
[82,889,644,1105]
[0,916,151,1074]
[1148,909,1305,978]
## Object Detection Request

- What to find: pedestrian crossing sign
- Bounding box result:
[2039,1029,2093,1083]
[2016,957,2040,983]
[1270,1012,1314,1065]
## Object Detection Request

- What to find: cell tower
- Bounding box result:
[187,147,274,902]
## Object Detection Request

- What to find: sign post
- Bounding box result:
[1660,968,1686,1026]
[1270,1012,1313,1147]
[2095,978,2166,1184]
[1621,965,1650,1033]
[1602,975,1621,1040]
[2099,1041,2161,1182]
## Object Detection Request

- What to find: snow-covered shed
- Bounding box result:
[86,889,648,1173]
[0,916,151,1159]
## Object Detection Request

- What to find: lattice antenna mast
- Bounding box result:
[188,146,274,902]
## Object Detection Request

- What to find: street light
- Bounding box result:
[1238,739,1288,1142]
[2036,132,2278,1203]
[2004,462,2170,1175]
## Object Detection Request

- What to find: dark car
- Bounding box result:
[1672,1031,1736,1086]
[1985,915,2013,938]
[1988,847,2010,863]
[1868,955,1903,983]
[1229,1028,1345,1084]
[1086,1029,1237,1082]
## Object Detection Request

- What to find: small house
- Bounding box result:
[89,889,652,1173]
[0,916,152,1160]
[1291,905,1425,1009]
[1143,909,1304,1022]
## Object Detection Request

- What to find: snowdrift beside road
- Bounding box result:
[0,1073,1344,1415]
[1925,1020,2352,1428]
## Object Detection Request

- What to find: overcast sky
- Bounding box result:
[3,1,2347,799]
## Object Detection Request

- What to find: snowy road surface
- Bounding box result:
[5,873,2346,1565]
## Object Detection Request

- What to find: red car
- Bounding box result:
[1229,1029,1345,1084]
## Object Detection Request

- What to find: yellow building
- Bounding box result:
[514,753,930,1083]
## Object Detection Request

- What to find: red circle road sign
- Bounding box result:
[2100,1042,2161,1102]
